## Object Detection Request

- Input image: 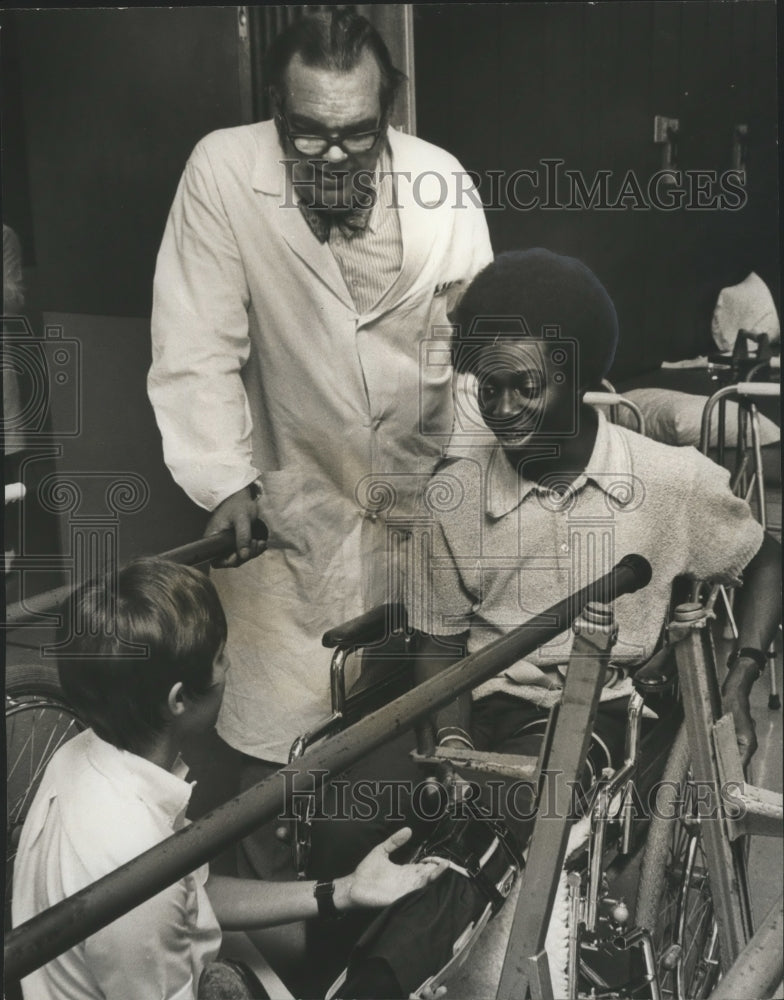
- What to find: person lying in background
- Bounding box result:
[12,558,446,1000]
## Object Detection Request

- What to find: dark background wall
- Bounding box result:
[9,6,246,317]
[2,7,247,589]
[414,2,780,379]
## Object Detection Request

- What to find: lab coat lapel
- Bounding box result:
[250,123,355,311]
[365,127,441,321]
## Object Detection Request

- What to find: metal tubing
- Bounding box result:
[497,602,620,1000]
[5,555,652,985]
[701,384,738,454]
[4,523,268,628]
[585,785,610,931]
[700,381,778,459]
[621,694,645,854]
[608,928,660,1000]
[670,605,752,967]
[583,391,646,436]
[709,895,783,1000]
[567,872,581,1000]
[585,691,644,927]
[750,405,768,529]
[329,647,349,716]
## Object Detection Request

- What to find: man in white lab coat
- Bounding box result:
[148,11,492,784]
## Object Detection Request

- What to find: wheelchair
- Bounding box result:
[282,584,697,998]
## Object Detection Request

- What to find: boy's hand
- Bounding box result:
[335,828,447,910]
[205,486,266,567]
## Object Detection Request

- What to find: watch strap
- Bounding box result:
[314,880,340,920]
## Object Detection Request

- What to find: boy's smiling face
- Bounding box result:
[473,337,578,452]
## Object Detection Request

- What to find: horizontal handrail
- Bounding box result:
[4,554,651,984]
[4,522,268,628]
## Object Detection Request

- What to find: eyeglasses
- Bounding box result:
[277,110,382,157]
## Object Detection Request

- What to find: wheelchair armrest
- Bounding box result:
[288,712,344,761]
[322,602,406,649]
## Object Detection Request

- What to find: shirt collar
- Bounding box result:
[485,410,635,519]
[83,729,194,825]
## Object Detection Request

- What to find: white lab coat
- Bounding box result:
[149,121,492,760]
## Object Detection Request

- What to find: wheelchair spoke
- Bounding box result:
[6,698,83,843]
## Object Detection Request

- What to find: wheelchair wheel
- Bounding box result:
[635,730,721,1000]
[6,663,85,921]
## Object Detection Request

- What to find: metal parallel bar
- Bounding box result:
[496,604,616,1000]
[4,524,268,628]
[4,556,652,985]
[669,604,751,968]
[709,895,784,1000]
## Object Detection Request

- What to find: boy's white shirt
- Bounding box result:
[12,728,221,1000]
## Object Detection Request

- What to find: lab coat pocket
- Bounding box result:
[257,467,353,577]
[256,468,312,560]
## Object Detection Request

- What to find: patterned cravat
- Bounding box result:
[298,201,373,243]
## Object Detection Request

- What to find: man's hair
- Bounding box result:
[452,248,619,388]
[267,9,406,118]
[58,558,227,755]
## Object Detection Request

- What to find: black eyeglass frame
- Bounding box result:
[276,109,384,157]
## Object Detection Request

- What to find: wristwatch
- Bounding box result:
[314,880,340,920]
[248,477,264,501]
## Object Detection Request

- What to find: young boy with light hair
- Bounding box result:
[13,558,445,1000]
